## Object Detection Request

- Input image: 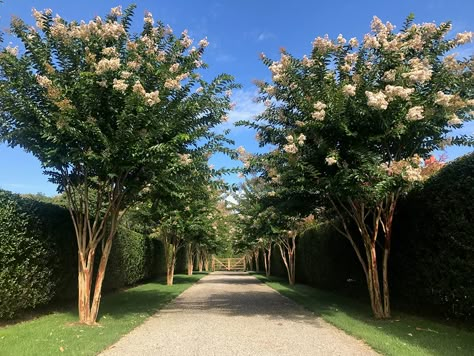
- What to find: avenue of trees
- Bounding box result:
[236,16,473,318]
[1,4,473,323]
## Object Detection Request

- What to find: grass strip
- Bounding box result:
[0,274,205,356]
[254,274,474,356]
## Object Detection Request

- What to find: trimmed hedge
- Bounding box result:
[0,190,57,318]
[391,153,474,319]
[269,224,363,293]
[0,190,166,319]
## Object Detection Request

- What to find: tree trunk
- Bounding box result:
[167,262,175,285]
[89,237,113,323]
[265,244,272,277]
[278,238,296,285]
[263,250,268,276]
[329,196,395,319]
[254,249,260,272]
[186,243,194,276]
[198,255,204,272]
[77,250,94,324]
[204,254,209,272]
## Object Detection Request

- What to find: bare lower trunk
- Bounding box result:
[198,256,204,272]
[254,249,260,272]
[164,236,180,286]
[186,243,194,276]
[278,238,296,285]
[89,238,113,323]
[329,195,397,319]
[166,262,175,285]
[204,254,209,272]
[77,250,94,324]
[264,244,272,277]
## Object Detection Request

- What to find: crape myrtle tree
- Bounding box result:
[0,6,237,324]
[240,16,473,318]
[143,155,232,284]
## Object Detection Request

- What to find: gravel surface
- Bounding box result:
[100,272,378,356]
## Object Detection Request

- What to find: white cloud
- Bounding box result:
[216,89,264,132]
[257,31,276,41]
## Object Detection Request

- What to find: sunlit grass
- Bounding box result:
[0,274,205,356]
[255,274,474,356]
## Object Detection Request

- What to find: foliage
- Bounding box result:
[391,153,474,319]
[0,190,56,318]
[239,15,473,318]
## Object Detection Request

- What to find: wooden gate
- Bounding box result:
[212,257,246,272]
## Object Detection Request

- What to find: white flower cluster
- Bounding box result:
[178,153,192,165]
[144,11,154,25]
[384,85,414,101]
[95,58,121,75]
[5,45,18,56]
[342,84,356,97]
[312,101,327,120]
[169,63,180,73]
[297,134,306,145]
[144,91,161,106]
[164,78,181,90]
[447,114,462,126]
[110,6,122,17]
[455,31,473,45]
[112,78,128,92]
[237,146,252,167]
[198,37,209,47]
[180,30,193,48]
[102,47,118,57]
[325,156,337,166]
[434,91,465,109]
[132,81,146,96]
[363,34,380,49]
[365,91,388,110]
[36,75,52,88]
[312,34,335,52]
[402,58,432,84]
[406,106,424,121]
[283,135,298,154]
[383,70,396,82]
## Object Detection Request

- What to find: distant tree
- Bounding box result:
[0,5,237,324]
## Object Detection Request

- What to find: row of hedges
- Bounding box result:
[269,153,474,320]
[0,190,166,319]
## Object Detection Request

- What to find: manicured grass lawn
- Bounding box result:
[254,274,474,356]
[0,274,205,356]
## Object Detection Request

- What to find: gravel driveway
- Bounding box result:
[100,272,377,355]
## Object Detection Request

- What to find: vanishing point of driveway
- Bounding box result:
[101,272,377,356]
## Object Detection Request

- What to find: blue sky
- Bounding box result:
[0,0,473,196]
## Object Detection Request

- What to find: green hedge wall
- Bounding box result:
[391,153,474,319]
[0,190,166,319]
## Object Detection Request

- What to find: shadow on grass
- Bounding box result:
[256,274,474,356]
[96,274,204,322]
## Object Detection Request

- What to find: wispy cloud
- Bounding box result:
[257,31,276,41]
[222,89,264,129]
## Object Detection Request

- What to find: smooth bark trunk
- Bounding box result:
[278,238,296,285]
